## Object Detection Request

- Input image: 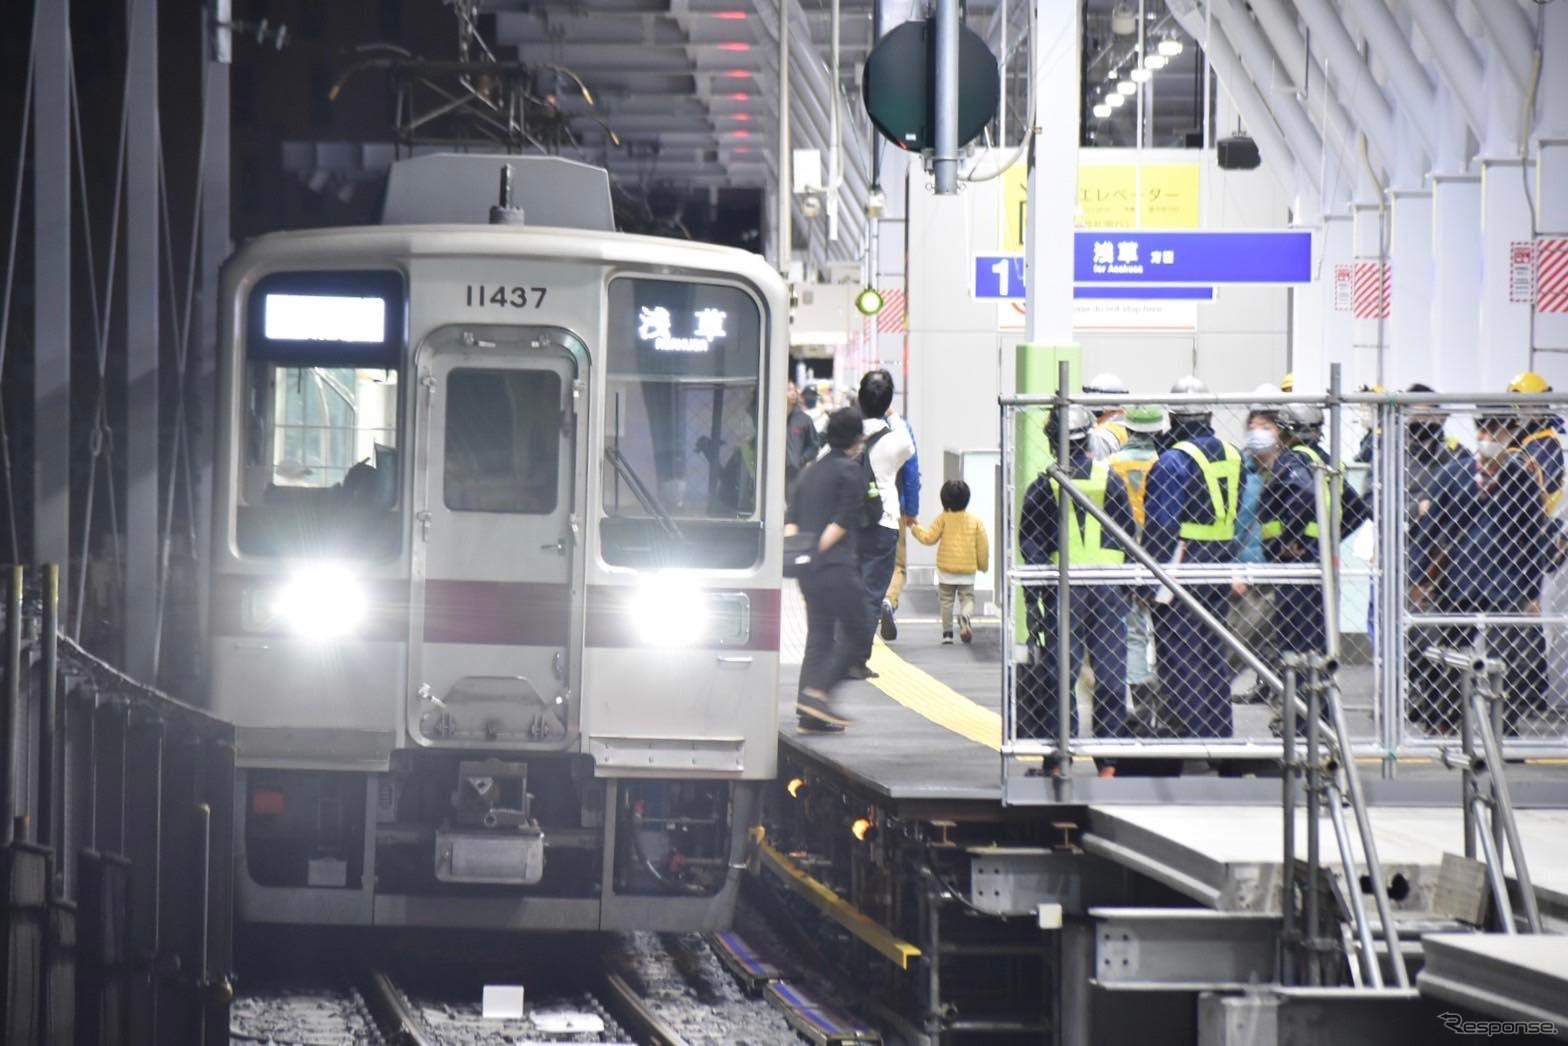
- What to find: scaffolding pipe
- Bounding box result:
[1471,684,1544,932]
[1325,779,1385,987]
[1281,658,1300,986]
[1411,0,1489,140]
[1472,794,1517,934]
[933,0,959,193]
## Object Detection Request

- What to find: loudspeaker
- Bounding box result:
[1217,134,1261,170]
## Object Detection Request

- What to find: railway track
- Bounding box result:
[232,928,870,1045]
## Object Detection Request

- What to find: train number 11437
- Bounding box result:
[465,284,548,308]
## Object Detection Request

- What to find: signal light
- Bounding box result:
[786,777,807,799]
[850,817,876,843]
[717,41,751,52]
[855,287,884,316]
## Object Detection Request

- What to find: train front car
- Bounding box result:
[209,156,785,932]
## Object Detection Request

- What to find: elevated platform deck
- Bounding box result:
[776,582,1568,918]
[1419,934,1568,1028]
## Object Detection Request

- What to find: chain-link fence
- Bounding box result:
[1000,385,1568,771]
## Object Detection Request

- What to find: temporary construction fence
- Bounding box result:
[1001,377,1568,781]
[2,564,234,1044]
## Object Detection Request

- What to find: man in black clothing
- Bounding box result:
[784,407,870,730]
[785,381,821,501]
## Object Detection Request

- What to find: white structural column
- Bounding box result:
[1293,214,1354,393]
[1350,203,1388,389]
[1022,0,1078,352]
[1478,156,1533,389]
[1536,3,1568,357]
[1429,173,1482,391]
[1385,189,1432,391]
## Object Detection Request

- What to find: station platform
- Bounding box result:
[775,581,1568,923]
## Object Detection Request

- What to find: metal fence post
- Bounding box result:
[1304,663,1322,987]
[1054,360,1072,790]
[1280,656,1299,987]
[1378,399,1404,772]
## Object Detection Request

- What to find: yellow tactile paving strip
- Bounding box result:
[866,638,1004,752]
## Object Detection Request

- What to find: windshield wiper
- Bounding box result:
[605,444,683,540]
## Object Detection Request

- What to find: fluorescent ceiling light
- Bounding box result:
[1131,67,1152,83]
[1092,103,1112,118]
[1144,54,1168,70]
[1106,92,1127,108]
[1158,37,1184,57]
[1117,80,1137,95]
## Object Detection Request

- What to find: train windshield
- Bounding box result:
[237,271,404,558]
[601,278,764,569]
[237,362,402,557]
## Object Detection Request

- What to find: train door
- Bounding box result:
[408,326,586,750]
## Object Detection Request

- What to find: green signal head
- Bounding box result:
[855,287,884,316]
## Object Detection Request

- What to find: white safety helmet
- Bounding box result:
[1169,375,1212,420]
[1083,372,1130,395]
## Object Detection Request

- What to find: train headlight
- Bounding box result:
[628,576,710,647]
[272,563,367,640]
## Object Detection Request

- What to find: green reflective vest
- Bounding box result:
[1172,440,1242,542]
[1048,460,1127,566]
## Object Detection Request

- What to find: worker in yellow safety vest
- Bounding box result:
[1144,376,1243,747]
[1019,405,1138,777]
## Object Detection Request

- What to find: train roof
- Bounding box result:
[224,221,786,300]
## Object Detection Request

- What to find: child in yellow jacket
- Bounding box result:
[911,480,990,644]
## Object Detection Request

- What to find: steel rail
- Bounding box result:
[602,970,690,1046]
[362,969,435,1046]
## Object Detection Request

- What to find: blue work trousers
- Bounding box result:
[1153,584,1235,739]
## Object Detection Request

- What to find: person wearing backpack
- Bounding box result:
[850,370,915,678]
[784,407,872,730]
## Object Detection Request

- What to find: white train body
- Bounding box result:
[208,156,784,931]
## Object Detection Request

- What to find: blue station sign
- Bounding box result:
[973,254,1215,301]
[1073,229,1313,285]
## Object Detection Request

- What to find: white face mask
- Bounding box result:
[1245,428,1279,455]
[1476,438,1507,461]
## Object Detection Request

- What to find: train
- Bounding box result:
[208,154,785,932]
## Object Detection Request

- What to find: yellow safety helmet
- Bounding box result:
[1508,371,1552,394]
[1279,372,1295,392]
